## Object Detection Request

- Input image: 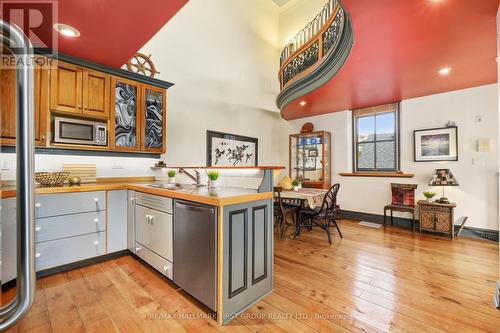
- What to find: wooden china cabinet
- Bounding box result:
[289,130,331,189]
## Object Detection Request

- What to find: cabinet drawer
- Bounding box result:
[136,205,173,261]
[35,191,106,218]
[36,232,106,271]
[35,210,106,243]
[136,192,172,214]
[135,242,173,280]
[420,204,451,214]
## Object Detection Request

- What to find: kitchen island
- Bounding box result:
[1,167,280,325]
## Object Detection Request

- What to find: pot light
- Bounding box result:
[438,67,451,75]
[300,101,307,106]
[53,23,80,37]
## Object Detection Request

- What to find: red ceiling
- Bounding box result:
[2,0,188,68]
[282,0,500,120]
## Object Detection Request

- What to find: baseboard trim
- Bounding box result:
[340,210,499,241]
[1,249,130,289]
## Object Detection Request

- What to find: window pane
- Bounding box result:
[357,116,375,142]
[376,141,395,169]
[376,112,395,141]
[357,143,375,169]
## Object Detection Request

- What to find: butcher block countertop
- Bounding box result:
[1,181,272,206]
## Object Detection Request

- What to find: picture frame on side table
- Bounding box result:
[414,126,458,162]
[206,130,258,167]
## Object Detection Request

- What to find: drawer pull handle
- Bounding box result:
[35,226,41,232]
[130,197,135,201]
[94,241,99,246]
[94,218,99,223]
[94,198,99,202]
[35,202,41,208]
[136,247,142,252]
[149,216,154,224]
[35,253,41,258]
[163,265,169,272]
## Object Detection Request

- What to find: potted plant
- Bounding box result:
[207,171,220,188]
[167,170,176,184]
[423,191,436,202]
[292,179,301,191]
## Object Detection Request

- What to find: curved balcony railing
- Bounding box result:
[277,0,353,113]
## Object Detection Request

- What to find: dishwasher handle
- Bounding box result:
[175,202,215,214]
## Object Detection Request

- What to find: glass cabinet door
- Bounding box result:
[143,86,165,152]
[111,77,141,150]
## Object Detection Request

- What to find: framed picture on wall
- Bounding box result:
[414,126,458,162]
[206,130,258,167]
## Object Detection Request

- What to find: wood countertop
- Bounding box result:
[1,182,272,206]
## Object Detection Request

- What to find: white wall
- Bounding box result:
[280,84,499,231]
[278,0,326,48]
[1,0,282,180]
[137,0,282,167]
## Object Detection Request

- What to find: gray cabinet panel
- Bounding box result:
[35,191,106,218]
[1,198,16,283]
[35,210,106,243]
[127,190,136,253]
[222,199,273,322]
[229,209,247,298]
[107,190,127,253]
[135,204,173,261]
[252,205,268,284]
[135,192,172,214]
[135,242,173,280]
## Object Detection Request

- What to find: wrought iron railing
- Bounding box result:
[277,0,353,113]
[280,0,339,66]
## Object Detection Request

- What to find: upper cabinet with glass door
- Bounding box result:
[141,85,166,153]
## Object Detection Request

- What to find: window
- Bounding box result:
[353,103,400,172]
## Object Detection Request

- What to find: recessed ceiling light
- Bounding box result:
[53,23,80,37]
[300,101,307,106]
[438,67,451,75]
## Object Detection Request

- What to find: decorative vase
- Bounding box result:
[209,180,220,188]
[293,185,299,191]
[168,176,176,184]
[426,197,433,202]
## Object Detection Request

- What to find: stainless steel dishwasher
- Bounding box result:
[173,200,217,311]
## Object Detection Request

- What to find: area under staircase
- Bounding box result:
[277,0,353,113]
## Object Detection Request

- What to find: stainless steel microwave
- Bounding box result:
[54,117,107,146]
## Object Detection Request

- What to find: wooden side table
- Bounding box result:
[418,200,456,239]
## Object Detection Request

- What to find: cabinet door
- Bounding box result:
[141,85,166,152]
[420,211,435,230]
[49,61,83,114]
[82,69,110,118]
[110,77,141,150]
[435,212,451,232]
[0,58,48,146]
[107,190,127,253]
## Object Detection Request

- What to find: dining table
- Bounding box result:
[279,188,329,238]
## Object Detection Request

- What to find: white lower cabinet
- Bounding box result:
[1,190,127,283]
[36,232,106,271]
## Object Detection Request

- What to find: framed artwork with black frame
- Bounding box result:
[206,130,258,167]
[414,126,458,162]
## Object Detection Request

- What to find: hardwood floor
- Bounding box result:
[2,220,499,333]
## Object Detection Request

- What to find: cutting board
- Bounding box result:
[62,164,97,184]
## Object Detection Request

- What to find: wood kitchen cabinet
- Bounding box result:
[110,76,142,151]
[418,200,456,239]
[50,61,110,118]
[110,78,167,153]
[141,85,166,153]
[0,57,48,146]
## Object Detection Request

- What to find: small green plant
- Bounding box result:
[167,170,176,177]
[423,191,436,199]
[291,179,300,187]
[207,171,219,181]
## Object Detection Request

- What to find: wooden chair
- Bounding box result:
[273,187,299,238]
[383,183,418,234]
[298,184,342,244]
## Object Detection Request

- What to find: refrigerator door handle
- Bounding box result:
[0,19,36,331]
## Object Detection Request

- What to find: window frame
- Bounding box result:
[352,103,401,173]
